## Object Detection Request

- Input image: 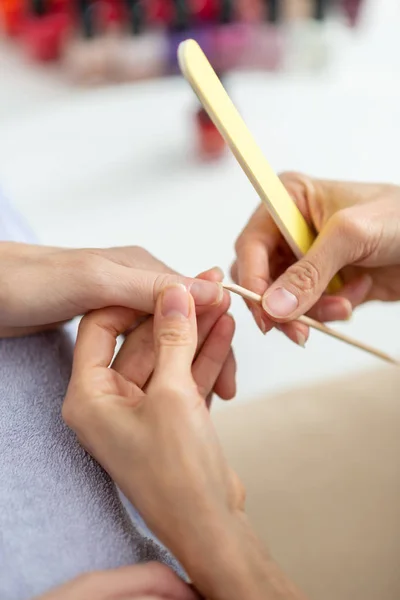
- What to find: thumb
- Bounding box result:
[262,212,357,321]
[151,284,197,386]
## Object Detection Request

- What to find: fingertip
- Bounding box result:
[278,322,310,348]
[197,266,225,283]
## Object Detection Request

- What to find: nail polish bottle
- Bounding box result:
[213,1,250,72]
[235,0,284,72]
[167,0,192,73]
[145,0,174,26]
[195,105,225,160]
[20,0,71,62]
[283,0,312,20]
[63,0,112,85]
[0,0,24,37]
[342,0,362,27]
[111,0,169,82]
[268,0,280,23]
[168,0,219,73]
[235,0,264,23]
[114,31,169,82]
[314,0,329,21]
[190,0,219,23]
[283,0,330,72]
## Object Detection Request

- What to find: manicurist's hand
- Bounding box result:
[62,284,307,600]
[232,174,400,346]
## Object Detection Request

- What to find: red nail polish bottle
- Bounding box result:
[196,106,225,160]
[145,0,174,25]
[0,0,24,36]
[190,0,219,23]
[20,10,71,62]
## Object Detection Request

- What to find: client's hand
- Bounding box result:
[63,285,307,600]
[0,243,235,399]
[36,562,199,600]
[0,243,222,331]
[232,174,400,345]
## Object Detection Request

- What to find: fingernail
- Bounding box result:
[161,284,190,318]
[211,266,225,279]
[190,280,223,306]
[263,288,298,318]
[296,331,307,348]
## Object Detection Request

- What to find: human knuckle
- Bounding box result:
[158,325,192,346]
[234,235,248,254]
[331,209,362,237]
[286,260,320,292]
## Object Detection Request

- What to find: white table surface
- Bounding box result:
[1,0,400,403]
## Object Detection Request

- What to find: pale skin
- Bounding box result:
[1,242,235,599]
[0,243,235,400]
[60,284,308,600]
[232,174,400,346]
[9,177,400,598]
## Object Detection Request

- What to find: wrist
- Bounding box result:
[173,510,306,600]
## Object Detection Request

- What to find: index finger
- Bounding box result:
[235,204,280,295]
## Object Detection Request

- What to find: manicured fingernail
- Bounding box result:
[161,284,189,318]
[190,280,223,306]
[263,288,298,318]
[296,331,307,348]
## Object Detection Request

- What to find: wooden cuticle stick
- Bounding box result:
[222,282,400,367]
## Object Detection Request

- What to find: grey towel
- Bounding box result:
[0,190,183,599]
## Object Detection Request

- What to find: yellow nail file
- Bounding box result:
[178,39,342,294]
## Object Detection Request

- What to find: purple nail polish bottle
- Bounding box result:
[213,0,249,72]
[237,0,284,71]
[168,1,218,73]
[167,0,190,72]
[342,0,363,27]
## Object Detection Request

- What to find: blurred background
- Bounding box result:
[1,0,400,405]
